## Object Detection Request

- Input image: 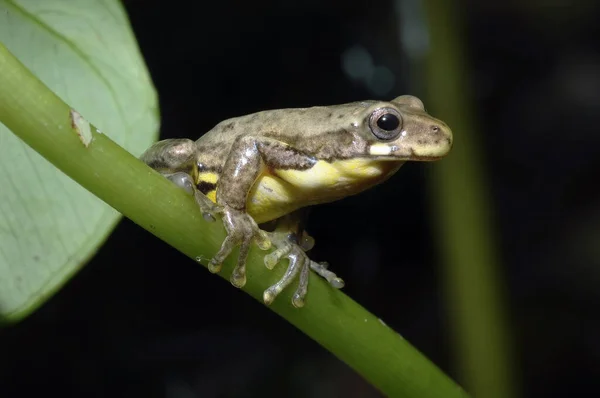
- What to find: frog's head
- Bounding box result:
[359,95,453,161]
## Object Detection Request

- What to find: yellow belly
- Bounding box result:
[247,158,402,223]
[201,158,402,224]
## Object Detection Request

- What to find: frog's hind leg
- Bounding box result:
[140,138,222,225]
[263,210,344,308]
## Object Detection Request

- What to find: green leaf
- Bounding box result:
[0,0,159,321]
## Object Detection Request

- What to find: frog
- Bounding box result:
[140,95,452,308]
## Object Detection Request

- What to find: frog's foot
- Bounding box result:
[308,260,345,289]
[263,231,344,308]
[208,207,271,288]
[298,230,315,251]
[165,172,223,222]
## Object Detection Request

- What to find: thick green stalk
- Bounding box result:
[422,1,519,397]
[0,42,470,398]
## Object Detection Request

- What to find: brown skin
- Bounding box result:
[140,95,453,307]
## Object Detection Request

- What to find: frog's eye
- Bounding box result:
[369,108,403,140]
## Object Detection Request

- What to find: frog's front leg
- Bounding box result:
[263,211,345,308]
[209,135,321,289]
[210,135,344,305]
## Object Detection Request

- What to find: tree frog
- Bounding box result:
[140,95,452,307]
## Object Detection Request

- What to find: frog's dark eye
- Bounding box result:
[369,107,403,140]
[377,113,400,131]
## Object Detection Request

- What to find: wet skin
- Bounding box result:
[140,95,453,307]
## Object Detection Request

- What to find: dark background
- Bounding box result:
[2,0,600,397]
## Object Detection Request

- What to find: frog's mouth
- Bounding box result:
[368,142,452,161]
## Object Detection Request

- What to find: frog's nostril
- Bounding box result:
[431,125,440,133]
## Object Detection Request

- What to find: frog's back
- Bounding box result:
[205,102,368,138]
[195,101,372,169]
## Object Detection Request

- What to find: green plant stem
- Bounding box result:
[422,1,519,398]
[0,41,470,398]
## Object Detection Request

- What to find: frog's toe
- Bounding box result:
[262,230,345,306]
[263,247,312,308]
[264,242,293,270]
[207,258,222,274]
[230,238,251,288]
[254,229,272,251]
[207,206,271,289]
[164,172,221,222]
[230,270,247,288]
[193,191,222,223]
[208,234,237,274]
[263,251,305,306]
[202,212,217,223]
[166,172,196,195]
[310,260,345,289]
[291,258,310,308]
[299,231,315,251]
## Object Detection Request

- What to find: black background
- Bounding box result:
[2,0,600,397]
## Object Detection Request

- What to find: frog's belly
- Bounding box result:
[247,158,403,224]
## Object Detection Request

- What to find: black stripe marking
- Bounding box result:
[197,181,217,194]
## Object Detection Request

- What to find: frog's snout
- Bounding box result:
[431,121,453,149]
[407,121,453,160]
